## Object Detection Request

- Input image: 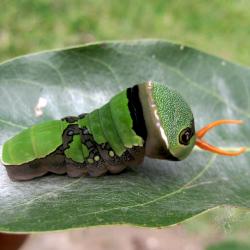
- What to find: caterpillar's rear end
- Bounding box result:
[2,85,147,180]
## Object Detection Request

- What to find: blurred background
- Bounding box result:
[0,0,250,65]
[1,0,250,249]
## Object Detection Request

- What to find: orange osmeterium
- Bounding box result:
[196,120,246,156]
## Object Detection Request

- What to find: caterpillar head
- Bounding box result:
[140,82,245,161]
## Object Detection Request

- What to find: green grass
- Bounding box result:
[0,0,250,65]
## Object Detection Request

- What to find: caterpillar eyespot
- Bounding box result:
[179,128,192,145]
[1,82,245,181]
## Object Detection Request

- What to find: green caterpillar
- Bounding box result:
[1,82,245,181]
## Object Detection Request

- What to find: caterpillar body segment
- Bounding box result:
[2,82,244,181]
[2,86,146,180]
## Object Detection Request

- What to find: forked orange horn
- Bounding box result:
[196,120,246,156]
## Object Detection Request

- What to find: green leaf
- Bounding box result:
[0,40,249,232]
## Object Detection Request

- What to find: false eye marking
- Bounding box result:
[179,127,193,145]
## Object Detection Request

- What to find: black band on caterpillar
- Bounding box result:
[127,85,147,141]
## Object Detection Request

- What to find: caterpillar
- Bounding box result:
[1,82,245,181]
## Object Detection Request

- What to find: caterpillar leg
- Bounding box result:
[5,144,144,180]
[5,152,66,181]
[65,158,88,178]
[5,162,47,181]
[97,143,145,174]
